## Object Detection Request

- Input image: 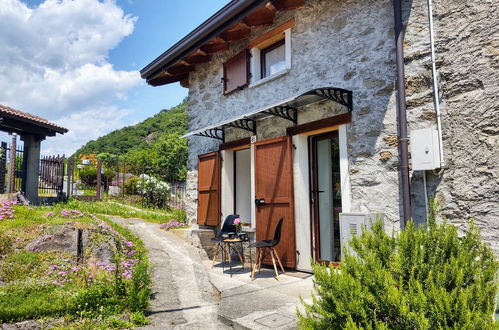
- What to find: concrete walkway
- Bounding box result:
[110,217,314,329]
[110,217,229,329]
[206,256,313,329]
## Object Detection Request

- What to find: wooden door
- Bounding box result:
[197,152,221,226]
[254,136,296,268]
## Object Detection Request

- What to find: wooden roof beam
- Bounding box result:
[243,4,276,27]
[200,37,229,54]
[184,53,212,65]
[148,74,188,87]
[270,0,305,10]
[219,22,251,42]
[167,64,195,76]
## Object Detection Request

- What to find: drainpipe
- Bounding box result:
[393,0,412,225]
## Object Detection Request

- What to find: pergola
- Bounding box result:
[0,104,68,204]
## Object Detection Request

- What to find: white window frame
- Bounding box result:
[249,28,291,88]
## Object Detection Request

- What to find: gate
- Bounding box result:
[0,140,25,194]
[39,155,65,196]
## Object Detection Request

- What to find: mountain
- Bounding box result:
[74,101,188,157]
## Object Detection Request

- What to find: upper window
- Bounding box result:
[248,19,293,86]
[261,39,286,78]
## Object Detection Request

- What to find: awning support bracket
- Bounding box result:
[265,106,297,124]
[224,118,256,135]
[302,88,353,112]
[195,128,225,142]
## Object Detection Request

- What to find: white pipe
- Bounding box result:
[427,0,445,168]
[423,170,429,222]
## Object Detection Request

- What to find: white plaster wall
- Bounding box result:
[292,134,312,272]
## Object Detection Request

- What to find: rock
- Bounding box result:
[0,320,41,329]
[379,151,393,161]
[25,225,80,253]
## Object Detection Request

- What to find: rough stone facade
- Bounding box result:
[184,0,498,252]
[403,0,499,252]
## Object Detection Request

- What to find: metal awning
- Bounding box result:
[182,87,352,142]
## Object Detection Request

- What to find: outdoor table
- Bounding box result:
[222,233,252,277]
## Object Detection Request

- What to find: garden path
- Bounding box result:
[109,217,229,329]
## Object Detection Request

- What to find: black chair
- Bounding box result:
[211,214,239,267]
[249,217,285,280]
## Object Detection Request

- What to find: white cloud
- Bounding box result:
[0,0,142,155]
[41,106,133,156]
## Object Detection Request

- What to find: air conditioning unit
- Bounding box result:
[339,213,381,258]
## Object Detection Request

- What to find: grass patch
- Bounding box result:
[61,199,180,224]
[0,203,152,328]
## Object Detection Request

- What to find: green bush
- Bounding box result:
[123,176,141,196]
[78,166,115,186]
[298,216,498,329]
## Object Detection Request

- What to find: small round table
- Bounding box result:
[222,233,252,277]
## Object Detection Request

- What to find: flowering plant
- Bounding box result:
[160,219,187,231]
[0,200,16,220]
[233,218,242,232]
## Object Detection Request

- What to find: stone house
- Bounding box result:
[141,0,498,270]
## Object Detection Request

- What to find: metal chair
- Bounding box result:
[250,217,285,280]
[211,214,239,267]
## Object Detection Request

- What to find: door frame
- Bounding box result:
[310,131,340,265]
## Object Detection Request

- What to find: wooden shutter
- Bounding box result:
[197,152,221,226]
[223,51,249,94]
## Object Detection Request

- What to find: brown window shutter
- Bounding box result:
[223,51,249,94]
[197,151,221,226]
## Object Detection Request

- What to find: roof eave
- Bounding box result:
[140,0,268,81]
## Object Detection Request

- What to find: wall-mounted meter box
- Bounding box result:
[339,213,381,258]
[410,127,441,171]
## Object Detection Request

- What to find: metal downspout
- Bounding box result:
[393,0,412,225]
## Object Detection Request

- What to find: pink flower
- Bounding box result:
[234,218,241,225]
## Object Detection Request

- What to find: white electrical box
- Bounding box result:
[410,127,441,171]
[339,213,381,258]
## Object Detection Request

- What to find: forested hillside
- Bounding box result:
[75,101,187,156]
[74,101,188,180]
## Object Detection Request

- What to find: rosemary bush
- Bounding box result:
[298,213,498,329]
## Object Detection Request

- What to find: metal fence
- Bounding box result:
[39,155,65,196]
[0,140,25,194]
[66,158,186,210]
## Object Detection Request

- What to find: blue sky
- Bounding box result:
[0,0,228,155]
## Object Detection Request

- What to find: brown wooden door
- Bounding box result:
[254,136,296,268]
[197,152,221,226]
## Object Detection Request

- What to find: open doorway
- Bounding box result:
[234,148,251,224]
[310,131,343,264]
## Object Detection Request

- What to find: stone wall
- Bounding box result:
[184,0,498,253]
[186,0,402,231]
[403,0,499,252]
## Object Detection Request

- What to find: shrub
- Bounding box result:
[78,166,115,186]
[298,216,498,329]
[123,176,141,196]
[138,175,170,209]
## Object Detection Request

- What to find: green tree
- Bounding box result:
[298,213,498,329]
[153,133,188,181]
